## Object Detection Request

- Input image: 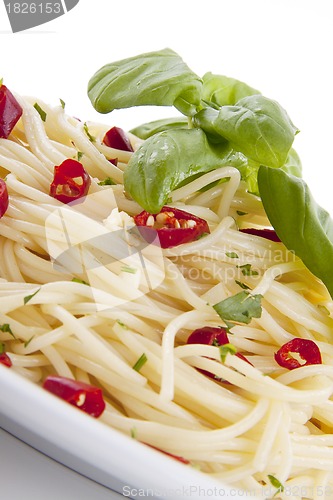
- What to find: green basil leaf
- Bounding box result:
[199,95,298,168]
[213,291,263,324]
[281,147,302,178]
[258,165,333,298]
[201,72,260,107]
[124,128,247,213]
[87,48,202,116]
[129,116,189,140]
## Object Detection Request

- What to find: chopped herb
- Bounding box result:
[130,427,138,439]
[0,323,15,338]
[116,319,128,329]
[237,263,259,276]
[33,102,47,122]
[83,122,95,142]
[24,288,41,305]
[59,98,65,109]
[121,265,137,274]
[0,78,3,87]
[226,251,239,259]
[318,304,330,315]
[98,177,116,186]
[235,280,251,290]
[132,353,148,372]
[213,291,263,325]
[24,336,34,348]
[219,343,237,363]
[237,210,247,216]
[77,151,84,161]
[268,475,284,493]
[0,342,5,354]
[72,277,89,285]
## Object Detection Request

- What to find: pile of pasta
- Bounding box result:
[1,93,333,499]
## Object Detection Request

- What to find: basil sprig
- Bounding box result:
[258,166,333,298]
[88,48,299,210]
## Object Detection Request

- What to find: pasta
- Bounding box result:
[1,91,333,500]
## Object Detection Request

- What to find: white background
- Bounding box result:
[0,0,333,213]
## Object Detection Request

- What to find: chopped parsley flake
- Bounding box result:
[236,210,247,216]
[98,177,116,186]
[77,151,84,161]
[130,427,138,439]
[121,265,137,274]
[268,475,284,493]
[83,122,95,142]
[219,343,237,363]
[116,320,128,329]
[237,264,259,276]
[72,278,90,286]
[24,288,41,305]
[213,291,263,325]
[59,98,65,109]
[132,353,148,372]
[33,102,47,122]
[235,280,251,290]
[226,252,239,259]
[24,335,34,348]
[0,323,15,338]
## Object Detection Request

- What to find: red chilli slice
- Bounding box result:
[43,375,106,418]
[134,206,210,249]
[187,326,252,380]
[0,352,12,367]
[274,338,322,370]
[49,159,91,204]
[240,228,281,242]
[0,84,23,139]
[144,444,190,464]
[103,126,134,152]
[0,178,9,218]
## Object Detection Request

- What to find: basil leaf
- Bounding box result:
[258,165,333,298]
[201,72,260,107]
[124,128,247,213]
[87,48,202,116]
[129,117,189,140]
[281,147,302,178]
[198,95,298,168]
[213,291,263,324]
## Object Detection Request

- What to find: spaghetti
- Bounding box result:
[0,92,333,499]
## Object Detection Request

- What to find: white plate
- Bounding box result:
[0,365,249,499]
